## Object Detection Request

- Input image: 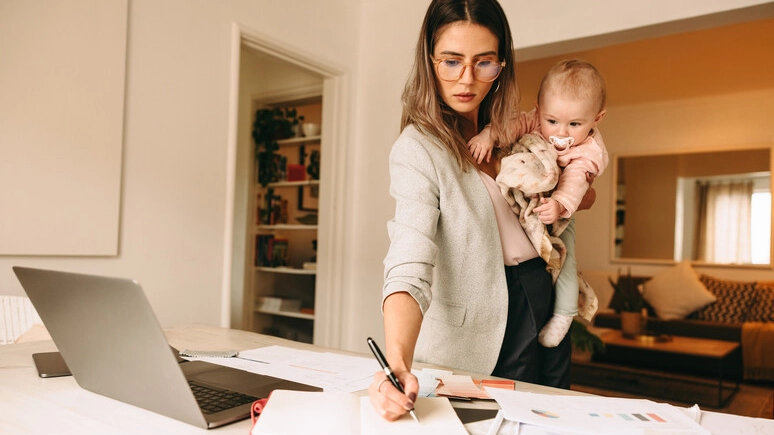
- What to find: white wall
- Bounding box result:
[2,0,771,353]
[0,0,361,330]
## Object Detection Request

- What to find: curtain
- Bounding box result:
[693,180,753,263]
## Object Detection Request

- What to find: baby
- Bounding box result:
[468,59,608,347]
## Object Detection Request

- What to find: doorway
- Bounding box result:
[223,23,347,347]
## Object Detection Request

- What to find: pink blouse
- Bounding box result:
[478,171,539,266]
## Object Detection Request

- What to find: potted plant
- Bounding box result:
[608,268,648,338]
[252,107,302,186]
[570,319,605,361]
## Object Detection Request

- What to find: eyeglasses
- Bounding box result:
[432,57,505,82]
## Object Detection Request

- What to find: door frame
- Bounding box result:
[222,22,349,348]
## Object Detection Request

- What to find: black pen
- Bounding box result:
[366,337,420,424]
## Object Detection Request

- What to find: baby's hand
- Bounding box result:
[534,197,565,224]
[467,125,494,164]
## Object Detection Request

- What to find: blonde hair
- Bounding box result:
[401,0,520,170]
[537,59,606,113]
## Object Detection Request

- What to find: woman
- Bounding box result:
[369,0,571,422]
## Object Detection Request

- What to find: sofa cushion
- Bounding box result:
[690,275,757,323]
[749,282,774,322]
[640,261,716,320]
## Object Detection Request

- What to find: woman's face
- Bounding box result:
[432,22,499,125]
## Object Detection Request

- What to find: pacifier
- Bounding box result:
[549,136,574,150]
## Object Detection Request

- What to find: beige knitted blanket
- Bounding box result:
[496,133,570,278]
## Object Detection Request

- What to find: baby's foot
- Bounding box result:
[538,314,573,347]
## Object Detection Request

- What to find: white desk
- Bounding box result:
[1,324,771,434]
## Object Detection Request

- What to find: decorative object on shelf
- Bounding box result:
[295,213,318,225]
[301,122,320,137]
[292,115,305,138]
[307,150,320,181]
[258,188,288,225]
[286,163,306,182]
[298,149,320,212]
[252,107,303,186]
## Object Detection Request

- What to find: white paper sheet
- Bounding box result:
[183,346,379,392]
[485,388,711,435]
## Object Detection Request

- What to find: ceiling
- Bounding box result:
[515,16,774,108]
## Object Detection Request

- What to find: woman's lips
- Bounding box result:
[455,93,475,103]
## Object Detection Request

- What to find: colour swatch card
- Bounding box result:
[485,388,711,435]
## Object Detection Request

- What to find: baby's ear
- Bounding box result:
[594,109,607,124]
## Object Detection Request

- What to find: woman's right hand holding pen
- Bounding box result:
[368,367,419,422]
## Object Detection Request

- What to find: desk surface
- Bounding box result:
[1,324,770,434]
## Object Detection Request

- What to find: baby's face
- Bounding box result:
[537,92,603,147]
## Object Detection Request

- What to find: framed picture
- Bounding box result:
[298,148,320,211]
[298,184,319,212]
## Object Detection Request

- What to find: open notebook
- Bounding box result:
[251,390,468,435]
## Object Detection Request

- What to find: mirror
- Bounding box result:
[613,148,772,266]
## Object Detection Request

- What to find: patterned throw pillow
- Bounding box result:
[749,283,774,322]
[690,275,756,323]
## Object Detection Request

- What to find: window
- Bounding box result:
[675,172,770,264]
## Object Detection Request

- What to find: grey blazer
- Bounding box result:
[383,125,509,375]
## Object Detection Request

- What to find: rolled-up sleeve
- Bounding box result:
[383,134,441,315]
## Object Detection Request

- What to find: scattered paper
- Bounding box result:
[184,345,379,392]
[485,388,711,435]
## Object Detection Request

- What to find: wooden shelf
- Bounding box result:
[254,308,315,320]
[254,266,316,275]
[256,224,317,231]
[266,180,320,188]
[276,135,321,146]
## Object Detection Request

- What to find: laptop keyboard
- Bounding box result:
[189,380,259,414]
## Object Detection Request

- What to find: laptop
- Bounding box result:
[13,266,321,429]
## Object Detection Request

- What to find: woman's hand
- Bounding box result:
[367,368,419,421]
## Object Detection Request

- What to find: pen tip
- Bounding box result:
[410,410,420,424]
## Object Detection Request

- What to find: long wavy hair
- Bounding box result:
[401,0,519,170]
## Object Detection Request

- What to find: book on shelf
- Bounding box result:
[256,297,302,313]
[255,234,274,267]
[255,235,290,267]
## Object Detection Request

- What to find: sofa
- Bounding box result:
[580,262,774,382]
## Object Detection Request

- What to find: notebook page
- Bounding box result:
[359,396,468,435]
